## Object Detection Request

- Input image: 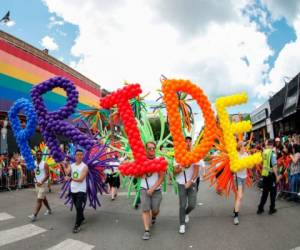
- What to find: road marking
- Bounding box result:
[0,224,47,247]
[46,239,95,250]
[0,212,15,221]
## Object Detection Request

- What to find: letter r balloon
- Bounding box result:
[31,76,96,162]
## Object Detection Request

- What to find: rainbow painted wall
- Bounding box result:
[0,37,100,112]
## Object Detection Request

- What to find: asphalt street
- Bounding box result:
[0,182,299,250]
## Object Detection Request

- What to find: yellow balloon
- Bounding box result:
[216,92,262,172]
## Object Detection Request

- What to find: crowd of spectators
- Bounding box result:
[251,134,300,201]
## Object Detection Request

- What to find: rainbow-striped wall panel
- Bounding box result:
[0,38,100,112]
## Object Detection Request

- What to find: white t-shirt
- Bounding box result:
[174,160,196,185]
[35,160,47,186]
[105,161,119,175]
[141,173,160,190]
[236,152,248,179]
[70,162,88,193]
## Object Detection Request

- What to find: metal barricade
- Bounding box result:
[0,166,35,191]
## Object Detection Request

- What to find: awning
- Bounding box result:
[252,120,266,131]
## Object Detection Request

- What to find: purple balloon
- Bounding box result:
[31,76,96,162]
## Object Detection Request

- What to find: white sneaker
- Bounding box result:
[234,216,239,225]
[28,214,37,222]
[185,215,189,223]
[179,225,185,234]
[44,210,52,215]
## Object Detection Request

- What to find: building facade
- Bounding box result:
[250,101,274,142]
[0,31,104,155]
[269,73,300,137]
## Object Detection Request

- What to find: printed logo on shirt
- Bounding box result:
[73,171,79,179]
[36,169,40,175]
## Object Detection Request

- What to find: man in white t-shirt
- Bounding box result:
[28,150,52,222]
[64,149,88,233]
[174,136,199,234]
[141,141,165,240]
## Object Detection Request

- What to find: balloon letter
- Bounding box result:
[100,84,167,176]
[215,93,262,172]
[162,79,217,166]
[8,98,37,170]
[31,76,96,162]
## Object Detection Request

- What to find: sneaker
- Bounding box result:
[44,209,52,215]
[73,226,81,233]
[233,216,239,225]
[269,208,277,215]
[257,209,264,215]
[28,214,37,222]
[185,215,189,223]
[142,231,151,240]
[179,225,185,234]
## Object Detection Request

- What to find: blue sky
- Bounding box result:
[1,0,299,120]
[0,0,79,64]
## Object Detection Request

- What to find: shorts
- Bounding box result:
[141,189,162,212]
[35,184,46,199]
[106,174,120,188]
[235,177,246,188]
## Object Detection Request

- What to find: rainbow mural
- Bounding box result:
[0,36,100,112]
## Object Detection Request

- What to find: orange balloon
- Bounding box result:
[162,79,217,166]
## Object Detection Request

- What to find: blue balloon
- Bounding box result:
[8,98,37,170]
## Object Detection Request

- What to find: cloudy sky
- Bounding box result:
[1,0,300,131]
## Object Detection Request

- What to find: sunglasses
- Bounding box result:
[147,147,156,151]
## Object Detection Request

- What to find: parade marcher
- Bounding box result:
[233,142,248,225]
[141,141,165,240]
[64,149,89,233]
[28,150,52,222]
[174,136,199,234]
[257,139,280,215]
[105,155,121,201]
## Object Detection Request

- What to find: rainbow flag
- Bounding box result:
[0,38,100,112]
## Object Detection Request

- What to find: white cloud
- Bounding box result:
[42,0,273,103]
[259,17,300,97]
[261,0,300,25]
[255,1,300,97]
[40,35,59,51]
[149,0,240,36]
